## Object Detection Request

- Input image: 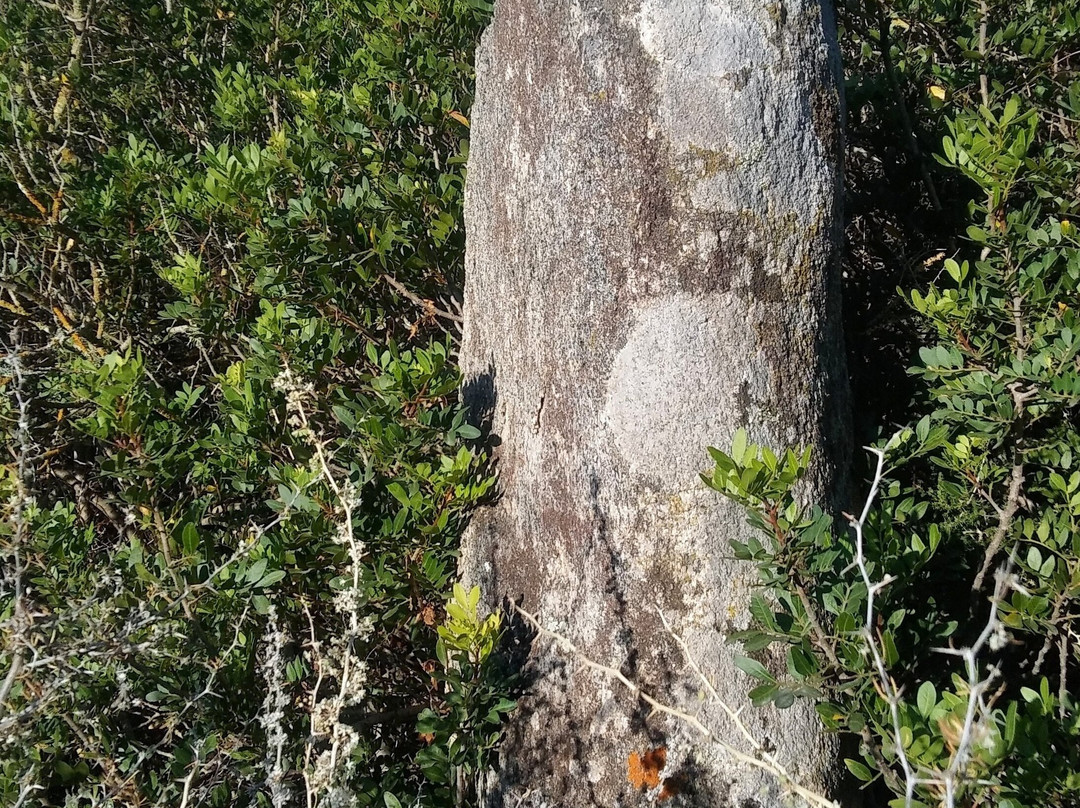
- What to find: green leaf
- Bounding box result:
[787,646,817,679]
[255,570,286,588]
[181,523,199,555]
[1002,94,1019,125]
[246,558,268,584]
[749,594,778,631]
[916,681,936,717]
[915,415,930,443]
[844,758,874,782]
[815,701,846,729]
[734,655,775,682]
[416,708,439,735]
[387,482,411,507]
[881,630,899,667]
[731,428,748,464]
[748,683,779,706]
[773,688,796,708]
[834,612,856,634]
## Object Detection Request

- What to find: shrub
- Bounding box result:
[0,1,502,806]
[711,0,1080,805]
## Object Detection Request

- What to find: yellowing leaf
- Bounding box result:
[448,110,469,127]
[929,85,947,101]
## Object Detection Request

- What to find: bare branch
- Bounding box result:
[382,273,463,325]
[513,601,840,808]
[851,445,1016,807]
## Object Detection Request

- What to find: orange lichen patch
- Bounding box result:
[627,747,666,790]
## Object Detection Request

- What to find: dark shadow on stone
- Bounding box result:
[493,595,538,701]
[461,363,500,450]
[666,756,736,808]
[460,365,503,518]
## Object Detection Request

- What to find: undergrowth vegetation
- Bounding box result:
[710,1,1080,805]
[0,1,503,806]
[2,0,1078,806]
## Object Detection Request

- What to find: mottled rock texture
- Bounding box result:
[459,0,850,805]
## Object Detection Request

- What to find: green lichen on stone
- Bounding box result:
[686,144,740,177]
[668,144,741,187]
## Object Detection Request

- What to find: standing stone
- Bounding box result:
[460,0,849,805]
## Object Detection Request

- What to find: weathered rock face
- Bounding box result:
[460,1,849,805]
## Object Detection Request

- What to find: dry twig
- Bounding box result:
[511,602,840,808]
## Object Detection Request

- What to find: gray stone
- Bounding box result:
[460,0,850,804]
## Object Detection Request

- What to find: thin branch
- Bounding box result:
[973,384,1035,590]
[1058,634,1068,720]
[0,327,32,721]
[512,602,839,808]
[382,273,463,325]
[657,603,832,799]
[978,0,990,108]
[973,461,1023,590]
[851,445,1016,808]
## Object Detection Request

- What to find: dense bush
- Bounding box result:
[3,0,1078,806]
[0,1,502,806]
[711,1,1080,806]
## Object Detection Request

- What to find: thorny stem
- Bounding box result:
[973,459,1023,590]
[1058,634,1068,720]
[153,506,195,620]
[849,449,919,799]
[177,755,201,808]
[0,327,31,720]
[302,603,322,808]
[936,553,1015,808]
[382,272,463,325]
[1033,591,1067,675]
[794,580,841,670]
[51,0,93,130]
[513,602,840,808]
[852,446,1015,807]
[281,367,367,808]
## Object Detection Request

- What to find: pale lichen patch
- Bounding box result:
[603,293,741,488]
